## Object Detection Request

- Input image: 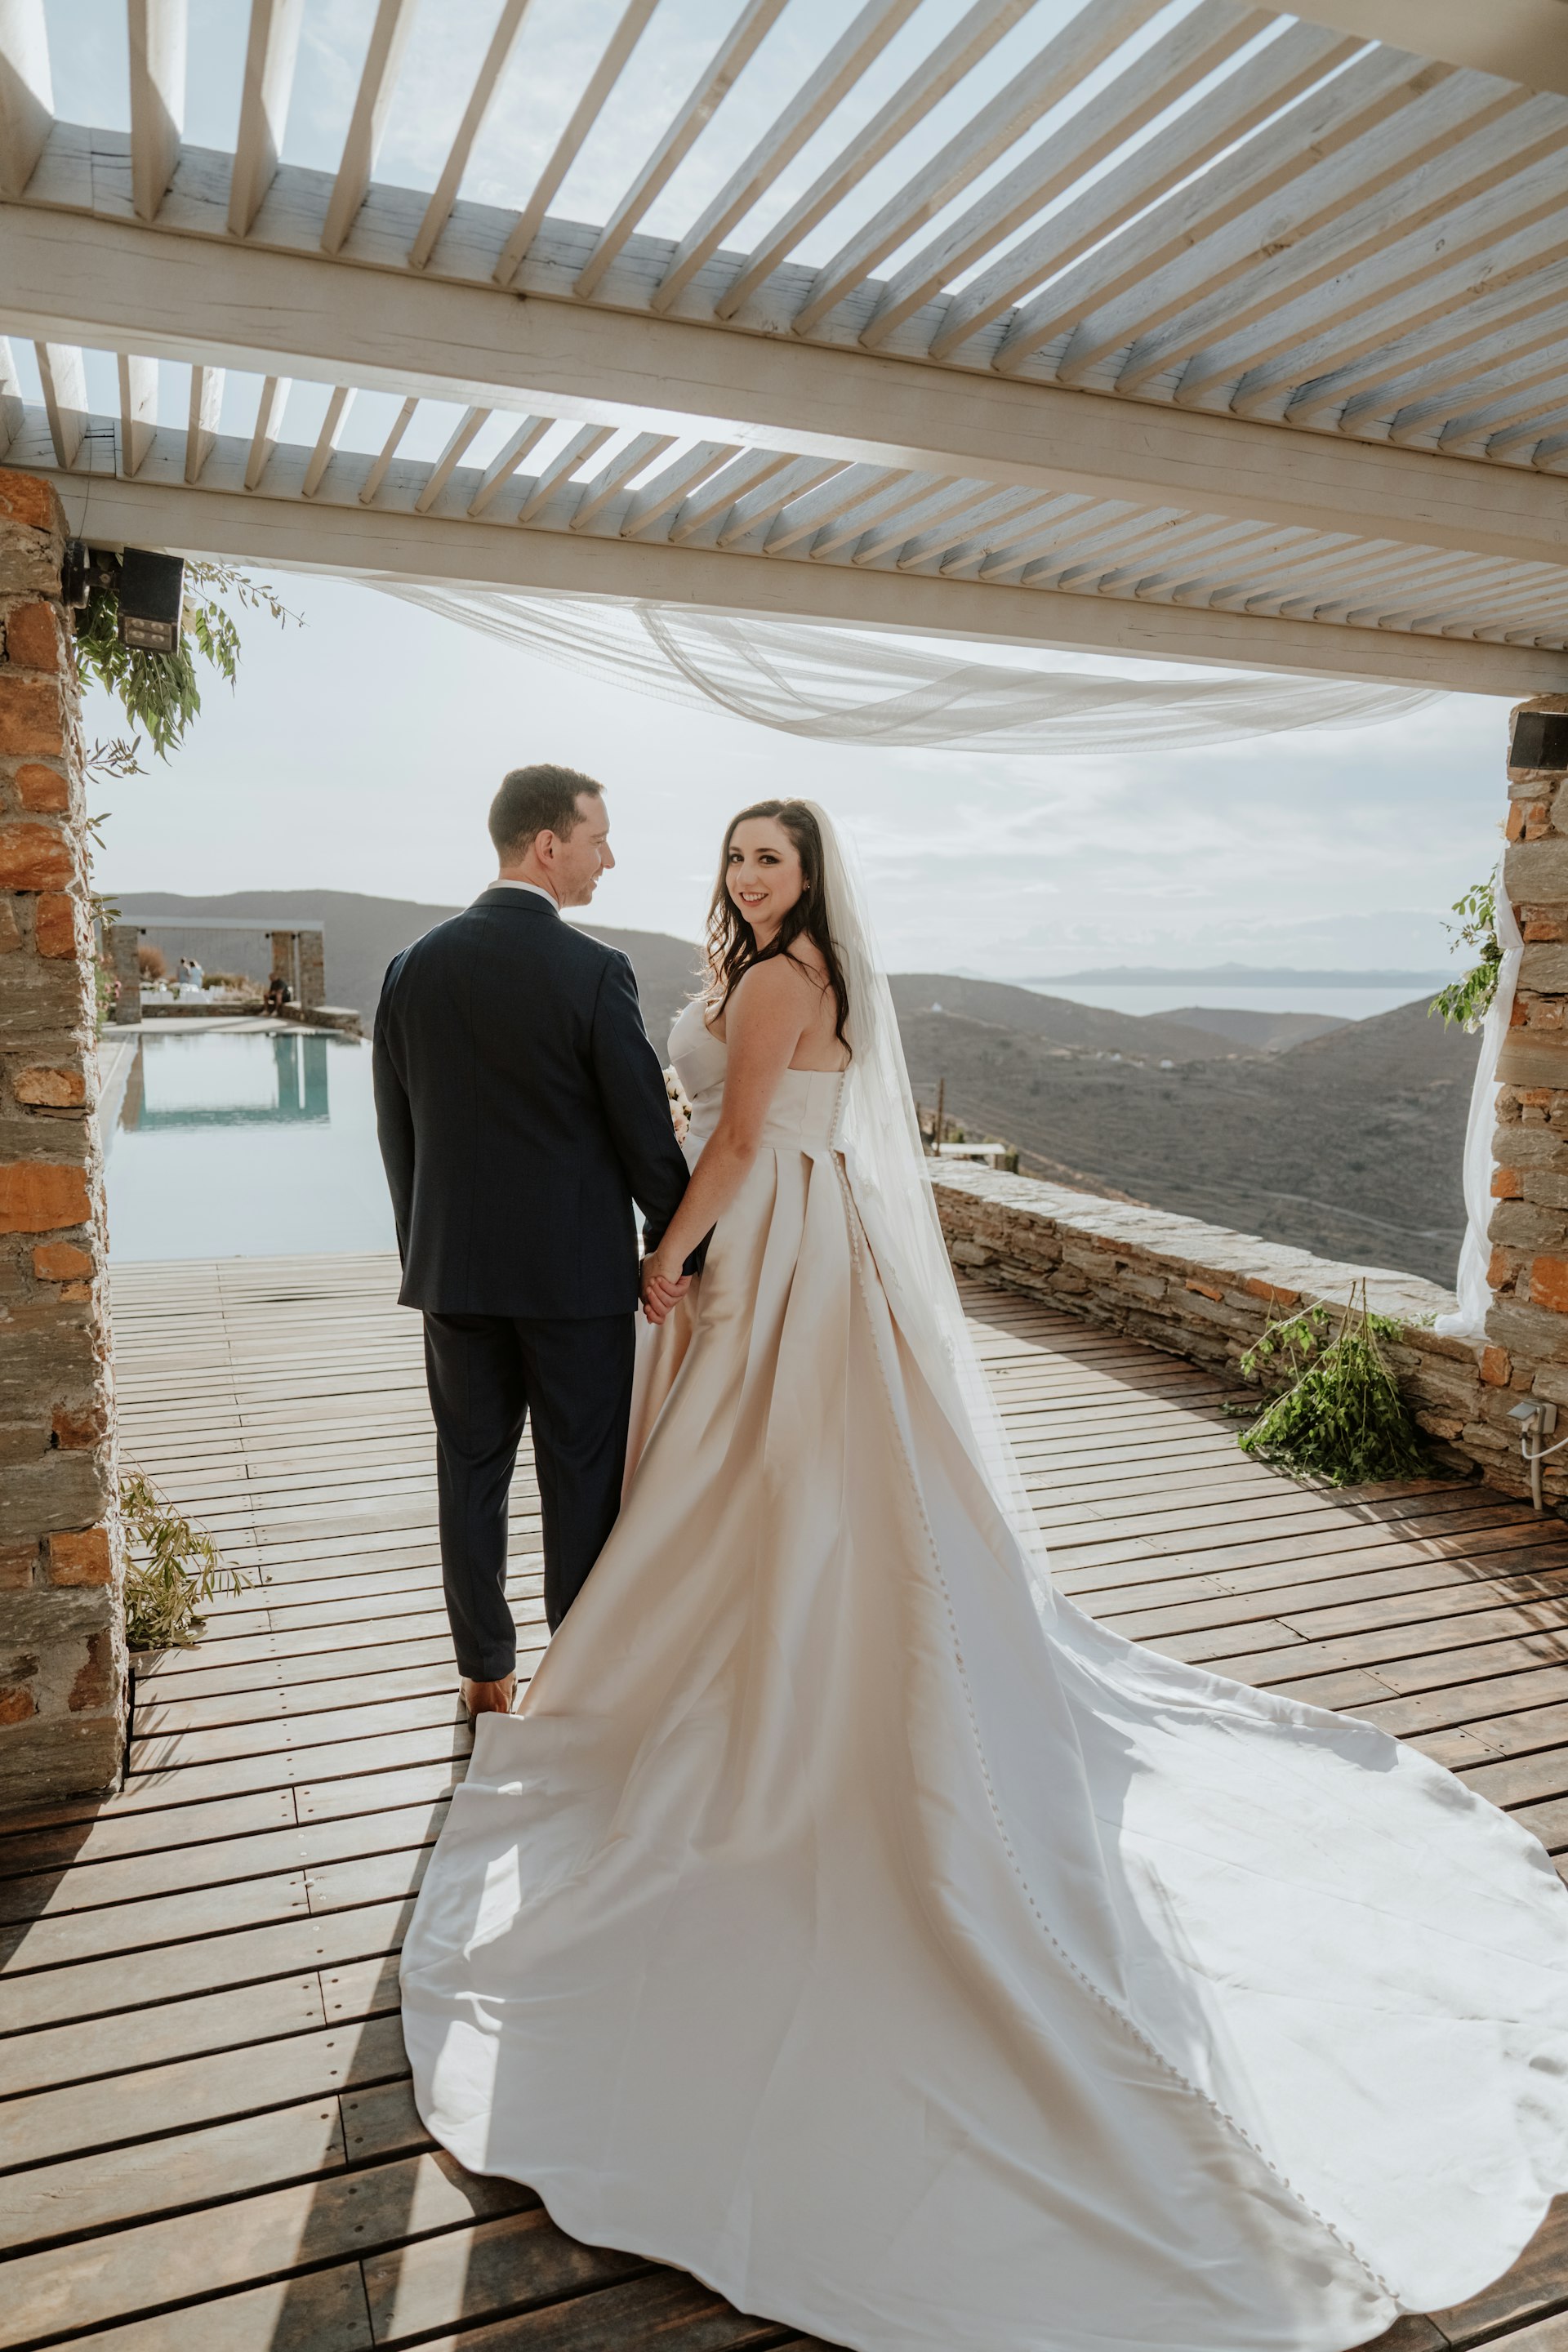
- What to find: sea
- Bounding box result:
[1025,982,1444,1022]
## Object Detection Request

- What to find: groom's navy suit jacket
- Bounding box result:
[372,886,690,1320]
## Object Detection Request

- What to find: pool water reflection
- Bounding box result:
[105,1028,397,1262]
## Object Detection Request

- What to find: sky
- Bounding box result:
[50,0,1521,976]
[87,572,1512,978]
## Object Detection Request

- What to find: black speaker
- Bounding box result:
[117,550,186,654]
[1511,708,1568,775]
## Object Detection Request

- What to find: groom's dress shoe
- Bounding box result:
[461,1673,516,1720]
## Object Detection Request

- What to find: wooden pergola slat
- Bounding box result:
[1,0,1566,690]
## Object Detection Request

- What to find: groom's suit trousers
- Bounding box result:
[422,1310,635,1676]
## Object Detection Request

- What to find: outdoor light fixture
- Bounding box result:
[60,542,186,654]
[115,550,186,654]
[1511,709,1568,773]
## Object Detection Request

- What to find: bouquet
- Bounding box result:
[663,1065,692,1145]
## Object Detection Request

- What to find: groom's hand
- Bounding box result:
[640,1255,690,1324]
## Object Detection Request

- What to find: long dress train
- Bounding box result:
[401,996,1568,2352]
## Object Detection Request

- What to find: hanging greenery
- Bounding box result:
[1236,1284,1428,1487]
[73,558,298,765]
[1429,877,1500,1032]
[120,1469,251,1650]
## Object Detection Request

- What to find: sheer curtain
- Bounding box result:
[373,582,1441,756]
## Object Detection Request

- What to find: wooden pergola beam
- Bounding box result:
[15,448,1566,696]
[4,204,1565,574]
[1284,0,1568,99]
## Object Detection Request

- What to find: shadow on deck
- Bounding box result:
[0,1254,1564,2351]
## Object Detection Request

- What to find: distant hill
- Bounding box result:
[114,890,703,1042]
[886,975,1252,1064]
[114,892,1477,1282]
[1160,1005,1346,1053]
[901,996,1477,1284]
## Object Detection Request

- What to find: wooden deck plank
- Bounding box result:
[1,1254,1560,2352]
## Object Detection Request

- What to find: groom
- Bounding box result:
[373,764,692,1716]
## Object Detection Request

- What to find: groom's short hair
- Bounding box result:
[489,764,604,861]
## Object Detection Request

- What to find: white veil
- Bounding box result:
[807,804,1050,1585]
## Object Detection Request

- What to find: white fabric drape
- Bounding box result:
[1436,869,1523,1339]
[372,581,1441,755]
[401,823,1568,2352]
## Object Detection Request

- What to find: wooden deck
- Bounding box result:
[2,1251,1568,2352]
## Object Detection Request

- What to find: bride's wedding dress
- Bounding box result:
[402,827,1568,2352]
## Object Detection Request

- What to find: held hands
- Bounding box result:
[639,1252,691,1325]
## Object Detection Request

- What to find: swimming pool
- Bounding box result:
[103,1027,397,1262]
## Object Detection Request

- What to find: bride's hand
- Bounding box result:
[640,1253,690,1324]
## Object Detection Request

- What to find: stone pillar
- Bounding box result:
[106,922,140,1024]
[0,474,126,1808]
[297,929,325,1011]
[1484,696,1568,1499]
[269,928,297,1005]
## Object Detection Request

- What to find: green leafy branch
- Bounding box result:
[1429,877,1500,1032]
[1234,1283,1427,1488]
[120,1470,251,1650]
[74,556,300,764]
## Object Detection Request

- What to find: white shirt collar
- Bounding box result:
[492,879,559,911]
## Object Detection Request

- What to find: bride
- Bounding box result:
[401,800,1568,2352]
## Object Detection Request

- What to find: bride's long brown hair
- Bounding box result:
[705,800,850,1049]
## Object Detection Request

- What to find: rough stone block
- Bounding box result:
[0,821,70,892]
[51,1402,105,1448]
[1506,840,1568,903]
[0,682,62,760]
[0,1713,122,1811]
[1243,1276,1301,1308]
[3,601,61,672]
[1521,942,1568,994]
[1480,1345,1512,1385]
[1487,1301,1568,1365]
[0,954,80,1035]
[11,1063,83,1107]
[0,476,62,535]
[11,762,67,813]
[1405,1361,1482,1411]
[1497,1035,1568,1090]
[1533,1257,1568,1312]
[0,1543,35,1588]
[45,1520,114,1587]
[0,1455,112,1544]
[1492,1128,1568,1173]
[33,892,78,958]
[1488,1198,1568,1249]
[1523,1170,1568,1210]
[0,1312,96,1412]
[0,1161,90,1233]
[33,1239,91,1280]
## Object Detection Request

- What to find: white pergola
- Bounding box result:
[2,0,1567,695]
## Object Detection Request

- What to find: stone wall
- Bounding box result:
[934,695,1568,1512]
[930,1165,1526,1494]
[0,475,126,1808]
[1486,695,1568,1473]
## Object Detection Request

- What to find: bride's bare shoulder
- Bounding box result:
[730,951,821,1011]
